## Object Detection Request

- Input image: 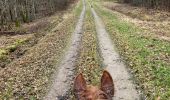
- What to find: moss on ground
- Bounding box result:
[0,49,7,59]
[0,39,27,60]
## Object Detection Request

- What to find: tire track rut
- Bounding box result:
[91,5,141,100]
[44,0,86,99]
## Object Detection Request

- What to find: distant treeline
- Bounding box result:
[0,0,75,26]
[118,0,170,11]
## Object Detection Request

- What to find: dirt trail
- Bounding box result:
[44,0,86,99]
[91,6,141,100]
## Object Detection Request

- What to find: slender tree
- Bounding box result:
[0,0,74,27]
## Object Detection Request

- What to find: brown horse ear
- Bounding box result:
[74,73,87,98]
[101,70,114,97]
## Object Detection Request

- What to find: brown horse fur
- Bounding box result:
[74,70,114,100]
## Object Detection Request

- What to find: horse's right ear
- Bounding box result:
[101,70,114,97]
[74,73,87,98]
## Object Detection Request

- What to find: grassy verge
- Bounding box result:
[0,1,82,99]
[94,2,170,100]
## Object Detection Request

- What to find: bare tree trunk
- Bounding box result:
[0,0,74,27]
[31,0,36,21]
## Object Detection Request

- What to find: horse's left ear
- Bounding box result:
[74,73,87,99]
[101,70,114,97]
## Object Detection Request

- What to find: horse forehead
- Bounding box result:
[84,86,101,99]
[86,85,102,93]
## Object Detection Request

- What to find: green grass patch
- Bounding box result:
[94,2,170,99]
[75,0,83,16]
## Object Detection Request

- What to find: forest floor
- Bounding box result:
[0,0,170,100]
[0,10,66,69]
[0,1,81,99]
